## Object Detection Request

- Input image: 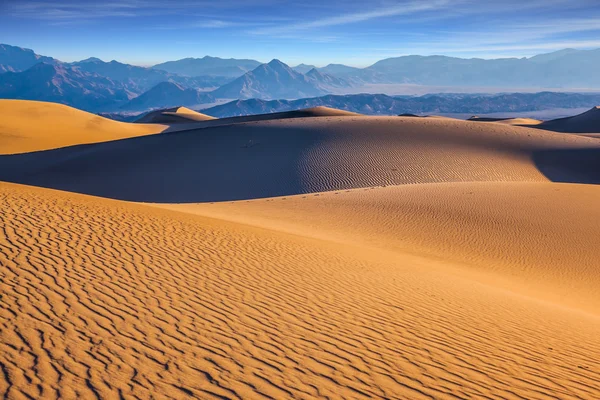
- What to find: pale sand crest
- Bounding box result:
[0,100,166,154]
[136,106,216,124]
[468,116,543,126]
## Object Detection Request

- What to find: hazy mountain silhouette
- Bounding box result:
[292,64,318,74]
[152,56,261,78]
[121,81,215,111]
[0,44,58,73]
[363,49,600,87]
[202,92,600,118]
[305,68,351,89]
[211,59,327,100]
[4,43,600,113]
[319,64,387,84]
[0,63,131,110]
[71,58,229,94]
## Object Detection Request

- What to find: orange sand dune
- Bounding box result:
[1,115,599,202]
[1,101,600,399]
[469,116,543,126]
[162,181,600,314]
[1,181,599,399]
[136,106,216,124]
[0,100,166,154]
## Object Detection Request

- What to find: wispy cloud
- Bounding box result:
[2,0,280,21]
[250,0,454,35]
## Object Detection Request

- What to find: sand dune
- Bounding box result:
[1,115,599,202]
[1,101,600,399]
[136,106,216,124]
[469,116,543,126]
[1,181,599,399]
[538,106,600,133]
[162,181,600,314]
[162,106,362,131]
[0,100,165,154]
[134,106,363,134]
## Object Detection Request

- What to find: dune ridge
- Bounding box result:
[0,100,165,154]
[538,106,600,133]
[136,106,216,124]
[161,106,362,132]
[1,116,599,202]
[468,116,543,126]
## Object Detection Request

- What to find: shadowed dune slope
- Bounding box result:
[163,106,362,131]
[0,100,166,154]
[136,106,216,124]
[143,106,363,133]
[162,181,600,314]
[1,116,599,202]
[1,181,599,399]
[538,106,600,133]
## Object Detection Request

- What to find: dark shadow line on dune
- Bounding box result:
[532,148,600,185]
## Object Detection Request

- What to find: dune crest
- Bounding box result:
[539,106,600,133]
[469,116,542,126]
[136,106,216,124]
[0,100,166,154]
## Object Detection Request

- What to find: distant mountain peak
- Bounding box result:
[267,59,287,68]
[78,57,103,63]
[211,59,326,100]
[0,43,58,72]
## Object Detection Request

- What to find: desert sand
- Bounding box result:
[468,116,543,126]
[0,100,166,154]
[136,106,216,124]
[1,101,599,399]
[2,115,599,202]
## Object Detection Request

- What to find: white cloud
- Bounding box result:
[250,0,454,35]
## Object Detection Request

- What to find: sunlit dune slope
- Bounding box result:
[0,100,166,154]
[136,106,216,124]
[539,106,600,133]
[1,116,599,202]
[1,181,599,399]
[469,116,542,126]
[162,181,600,314]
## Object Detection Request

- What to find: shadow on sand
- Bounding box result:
[0,125,322,203]
[533,148,600,185]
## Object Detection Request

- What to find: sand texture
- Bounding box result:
[1,101,599,399]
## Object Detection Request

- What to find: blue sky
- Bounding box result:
[1,0,599,67]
